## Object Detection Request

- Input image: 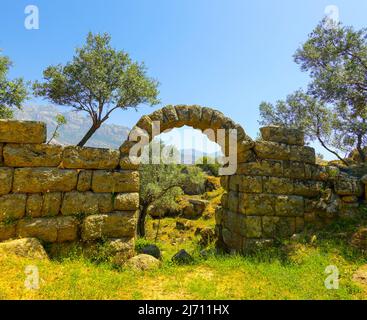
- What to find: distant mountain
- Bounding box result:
[180,148,222,164]
[14,104,130,149]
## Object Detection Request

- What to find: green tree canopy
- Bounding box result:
[0,54,27,118]
[34,32,160,146]
[260,19,367,164]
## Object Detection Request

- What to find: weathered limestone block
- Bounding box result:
[17,218,58,242]
[239,193,275,215]
[237,149,256,163]
[106,237,136,264]
[210,110,227,129]
[119,155,140,170]
[263,177,294,194]
[3,144,62,167]
[162,105,179,125]
[283,161,305,179]
[199,107,214,129]
[289,145,316,164]
[92,170,139,193]
[13,168,78,193]
[61,191,113,215]
[237,160,283,177]
[26,194,43,218]
[227,191,239,212]
[63,146,119,169]
[304,164,330,181]
[263,216,296,238]
[0,120,46,144]
[114,193,139,211]
[0,167,13,195]
[293,180,324,197]
[221,193,228,208]
[221,227,243,252]
[275,195,304,216]
[135,115,153,136]
[222,210,242,235]
[229,175,262,193]
[335,176,363,196]
[77,170,92,192]
[81,211,137,240]
[260,126,304,146]
[42,192,62,216]
[0,238,49,260]
[262,216,280,238]
[188,105,202,126]
[242,216,262,238]
[56,216,79,242]
[0,194,26,222]
[174,105,190,127]
[220,176,229,190]
[0,222,16,241]
[254,141,290,160]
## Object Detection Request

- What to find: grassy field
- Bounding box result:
[1,217,367,300]
[1,189,367,300]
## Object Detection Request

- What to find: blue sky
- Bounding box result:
[1,0,366,157]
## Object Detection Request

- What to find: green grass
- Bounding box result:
[0,237,366,300]
[1,207,367,300]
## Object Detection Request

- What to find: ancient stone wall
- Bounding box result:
[217,126,364,252]
[0,105,365,258]
[0,119,138,259]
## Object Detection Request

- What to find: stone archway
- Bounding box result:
[119,105,253,241]
[119,105,363,253]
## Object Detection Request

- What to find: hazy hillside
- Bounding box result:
[14,105,130,149]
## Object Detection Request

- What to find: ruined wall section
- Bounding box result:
[0,119,138,260]
[218,126,363,252]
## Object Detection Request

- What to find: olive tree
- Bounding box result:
[34,32,159,146]
[0,53,27,118]
[260,19,367,164]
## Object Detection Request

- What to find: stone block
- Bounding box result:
[275,195,304,216]
[114,193,139,211]
[0,222,16,241]
[3,144,62,167]
[0,167,13,195]
[92,170,139,193]
[335,176,363,196]
[227,191,239,213]
[283,161,305,179]
[17,218,58,242]
[81,211,137,240]
[237,160,283,177]
[13,168,78,193]
[61,191,113,215]
[254,141,290,160]
[56,216,79,242]
[42,192,62,216]
[293,180,324,197]
[63,146,119,169]
[0,194,26,222]
[26,194,43,218]
[239,193,275,215]
[0,120,46,144]
[77,170,93,192]
[242,216,262,238]
[260,126,304,146]
[289,145,316,164]
[263,177,294,194]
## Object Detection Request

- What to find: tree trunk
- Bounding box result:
[77,123,100,147]
[356,134,366,163]
[137,206,148,237]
